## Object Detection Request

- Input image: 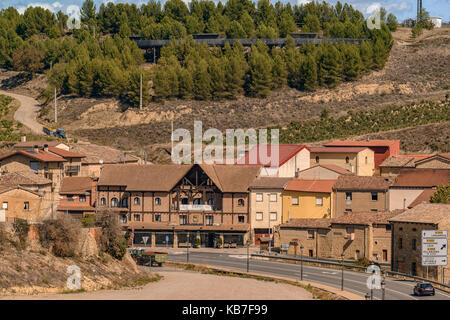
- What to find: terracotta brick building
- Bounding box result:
[333,175,394,217]
[97,163,260,248]
[57,176,97,218]
[389,203,450,283]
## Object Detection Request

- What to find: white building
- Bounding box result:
[431,17,442,28]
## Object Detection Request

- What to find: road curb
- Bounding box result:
[168,261,363,300]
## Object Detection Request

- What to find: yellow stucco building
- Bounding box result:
[282,180,336,222]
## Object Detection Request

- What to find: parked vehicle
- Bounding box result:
[413,282,435,296]
[43,127,66,139]
[129,249,168,267]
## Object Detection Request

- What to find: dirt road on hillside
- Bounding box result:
[0,90,43,135]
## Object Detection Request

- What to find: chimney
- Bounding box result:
[43,144,49,152]
[295,168,300,178]
[33,145,39,153]
[21,136,26,142]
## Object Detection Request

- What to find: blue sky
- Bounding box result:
[0,0,448,22]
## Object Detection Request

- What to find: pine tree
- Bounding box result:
[372,38,387,71]
[341,44,363,81]
[224,42,247,97]
[240,11,255,38]
[302,14,320,33]
[246,44,273,98]
[208,57,228,98]
[302,54,318,91]
[193,59,211,100]
[317,43,343,89]
[359,40,374,73]
[126,68,150,107]
[271,51,287,89]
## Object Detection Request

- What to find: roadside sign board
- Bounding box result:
[421,230,448,266]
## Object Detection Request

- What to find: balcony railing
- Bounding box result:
[65,165,81,173]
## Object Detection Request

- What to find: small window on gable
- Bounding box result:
[292,197,299,205]
[237,199,245,206]
[345,156,350,164]
[134,197,140,205]
[155,197,161,205]
[315,156,320,163]
[24,202,29,210]
[100,197,106,205]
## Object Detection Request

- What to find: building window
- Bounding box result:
[180,215,187,225]
[356,250,361,259]
[412,228,417,232]
[307,230,315,239]
[111,197,118,207]
[270,212,277,221]
[292,197,299,205]
[207,198,214,206]
[193,198,204,205]
[256,193,263,202]
[315,197,323,206]
[205,215,214,226]
[398,238,403,249]
[385,225,391,231]
[121,197,128,208]
[308,250,313,257]
[120,215,127,224]
[412,239,417,251]
[344,209,352,214]
[24,202,29,210]
[2,202,8,210]
[237,199,245,206]
[256,212,263,221]
[134,197,140,205]
[155,197,161,205]
[67,195,74,201]
[79,195,86,202]
[382,250,388,261]
[371,192,378,201]
[411,262,417,276]
[345,156,349,164]
[371,209,378,212]
[100,197,106,205]
[238,216,245,223]
[134,214,140,221]
[181,198,188,204]
[30,161,39,173]
[155,214,161,222]
[315,156,320,163]
[269,194,277,202]
[345,192,352,201]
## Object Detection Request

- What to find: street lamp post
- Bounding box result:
[246,239,250,273]
[341,252,345,291]
[300,244,304,281]
[187,232,190,263]
[381,276,386,300]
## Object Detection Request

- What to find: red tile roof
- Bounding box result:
[392,169,450,187]
[408,189,438,208]
[0,150,67,162]
[281,218,332,229]
[325,140,400,147]
[309,147,368,153]
[60,177,95,194]
[48,147,85,158]
[238,144,309,167]
[389,203,450,224]
[285,179,336,193]
[333,175,394,190]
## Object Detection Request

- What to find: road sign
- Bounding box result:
[422,230,448,266]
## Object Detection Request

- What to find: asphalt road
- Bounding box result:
[168,251,450,300]
[0,90,43,135]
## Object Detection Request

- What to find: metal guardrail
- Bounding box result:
[252,253,450,292]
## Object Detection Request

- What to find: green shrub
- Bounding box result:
[356,257,371,267]
[13,218,30,250]
[96,210,127,260]
[38,216,81,257]
[80,214,96,228]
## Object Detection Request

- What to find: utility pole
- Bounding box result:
[246,240,250,272]
[341,253,345,291]
[268,194,271,254]
[54,87,57,124]
[300,244,304,281]
[139,73,143,111]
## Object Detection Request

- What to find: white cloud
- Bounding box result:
[297,0,311,6]
[17,2,64,14]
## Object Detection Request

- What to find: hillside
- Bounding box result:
[1,28,449,162]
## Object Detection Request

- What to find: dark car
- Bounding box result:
[413,282,435,296]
